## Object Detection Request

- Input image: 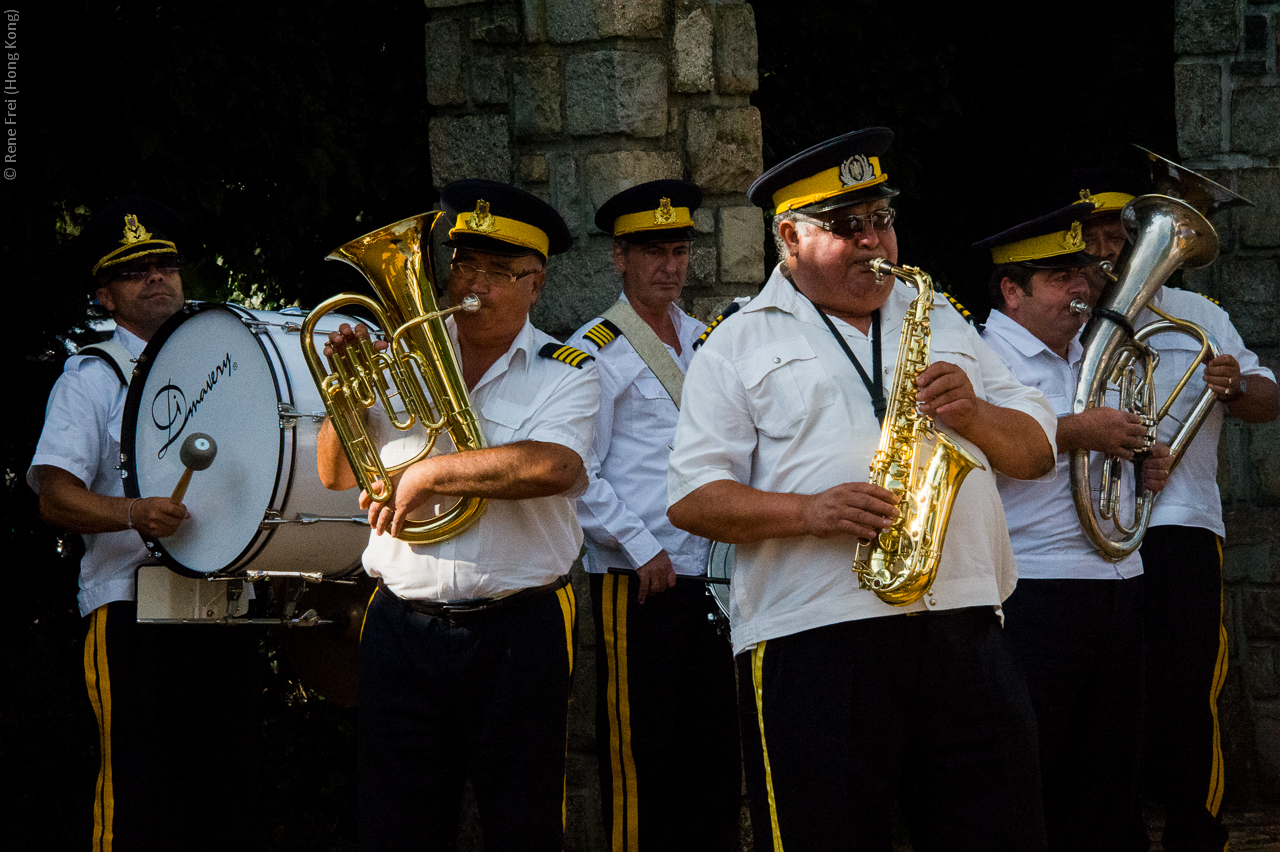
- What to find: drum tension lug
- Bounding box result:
[278,403,326,425]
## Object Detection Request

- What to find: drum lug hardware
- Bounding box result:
[278,403,326,425]
[261,511,369,528]
[243,570,326,583]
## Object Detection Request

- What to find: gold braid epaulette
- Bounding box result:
[539,342,594,369]
[581,319,621,350]
[942,292,980,329]
[692,301,742,350]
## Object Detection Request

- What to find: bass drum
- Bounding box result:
[122,302,369,579]
[706,540,735,640]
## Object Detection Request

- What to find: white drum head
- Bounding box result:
[123,305,289,575]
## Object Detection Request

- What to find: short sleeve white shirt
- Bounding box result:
[668,264,1057,655]
[566,294,711,576]
[28,327,150,616]
[981,309,1143,581]
[362,318,599,600]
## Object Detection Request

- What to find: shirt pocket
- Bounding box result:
[481,397,534,446]
[625,375,678,431]
[930,326,982,391]
[740,336,835,439]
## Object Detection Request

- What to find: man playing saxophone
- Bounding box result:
[667,128,1057,851]
[977,202,1175,851]
[316,180,598,852]
[1066,168,1278,852]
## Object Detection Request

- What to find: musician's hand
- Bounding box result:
[131,496,189,539]
[635,552,677,604]
[323,323,387,371]
[1142,442,1172,494]
[1204,354,1244,401]
[1059,408,1150,459]
[364,464,437,537]
[916,361,978,431]
[804,482,899,541]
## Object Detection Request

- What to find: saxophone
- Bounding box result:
[852,259,985,606]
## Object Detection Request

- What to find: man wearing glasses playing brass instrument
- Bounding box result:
[1066,168,1278,852]
[317,180,598,852]
[667,128,1057,851]
[565,180,740,852]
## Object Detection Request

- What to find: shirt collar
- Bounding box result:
[112,325,148,357]
[986,309,1084,366]
[446,314,536,389]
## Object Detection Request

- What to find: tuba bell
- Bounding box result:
[1069,148,1252,560]
[301,212,487,544]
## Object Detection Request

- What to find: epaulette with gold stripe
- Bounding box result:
[581,319,621,350]
[692,301,742,350]
[942,292,980,329]
[539,342,595,369]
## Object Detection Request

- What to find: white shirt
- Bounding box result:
[668,264,1057,655]
[362,317,599,600]
[29,327,151,617]
[1138,287,1274,536]
[981,310,1143,581]
[566,295,711,576]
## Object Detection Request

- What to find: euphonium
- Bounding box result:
[852,259,985,606]
[301,212,487,544]
[1069,148,1252,560]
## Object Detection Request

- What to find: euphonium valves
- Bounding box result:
[301,212,488,544]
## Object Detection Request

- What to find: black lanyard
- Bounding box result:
[790,281,886,425]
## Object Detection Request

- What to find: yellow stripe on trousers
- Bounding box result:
[556,583,577,834]
[1207,538,1228,816]
[84,607,114,852]
[751,641,785,852]
[602,574,639,851]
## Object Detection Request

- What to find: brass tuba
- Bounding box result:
[301,212,487,544]
[1069,148,1252,560]
[853,259,985,606]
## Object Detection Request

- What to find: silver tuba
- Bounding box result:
[1069,148,1252,560]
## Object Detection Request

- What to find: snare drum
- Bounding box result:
[121,303,370,578]
[706,540,735,639]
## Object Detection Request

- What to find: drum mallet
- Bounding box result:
[171,433,217,502]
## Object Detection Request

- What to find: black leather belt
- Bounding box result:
[376,575,570,624]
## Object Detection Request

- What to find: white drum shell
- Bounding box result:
[123,303,368,578]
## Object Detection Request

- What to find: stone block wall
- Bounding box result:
[421,2,763,847]
[1175,0,1280,802]
[424,0,765,342]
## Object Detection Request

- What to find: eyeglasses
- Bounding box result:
[800,208,896,240]
[113,263,181,281]
[449,261,541,287]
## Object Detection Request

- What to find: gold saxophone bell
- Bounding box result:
[852,259,985,606]
[1069,147,1251,560]
[301,212,488,544]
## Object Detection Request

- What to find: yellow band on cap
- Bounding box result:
[772,156,887,213]
[612,206,694,236]
[991,222,1087,265]
[452,209,550,257]
[1079,190,1135,214]
[91,241,178,276]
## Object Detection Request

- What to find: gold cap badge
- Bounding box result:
[120,214,153,245]
[470,200,497,234]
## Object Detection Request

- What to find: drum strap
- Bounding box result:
[78,342,134,388]
[601,299,684,410]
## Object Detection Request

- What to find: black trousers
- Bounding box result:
[81,600,261,852]
[1139,526,1230,852]
[590,572,741,852]
[1002,576,1146,852]
[357,581,577,852]
[737,607,1046,852]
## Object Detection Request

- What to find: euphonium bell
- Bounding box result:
[301,212,488,544]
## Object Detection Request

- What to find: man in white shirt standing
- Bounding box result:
[1066,168,1279,852]
[318,180,599,852]
[668,128,1058,851]
[977,202,1173,852]
[567,180,739,852]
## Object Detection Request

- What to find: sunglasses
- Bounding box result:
[800,208,896,240]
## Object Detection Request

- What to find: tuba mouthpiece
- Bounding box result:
[460,294,481,312]
[1070,299,1092,316]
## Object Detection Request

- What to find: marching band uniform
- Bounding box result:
[977,204,1147,851]
[351,181,598,852]
[567,181,739,852]
[669,129,1055,851]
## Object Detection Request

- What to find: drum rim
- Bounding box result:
[121,301,288,578]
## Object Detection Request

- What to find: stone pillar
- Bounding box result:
[1175,0,1280,801]
[421,2,763,847]
[424,0,765,339]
